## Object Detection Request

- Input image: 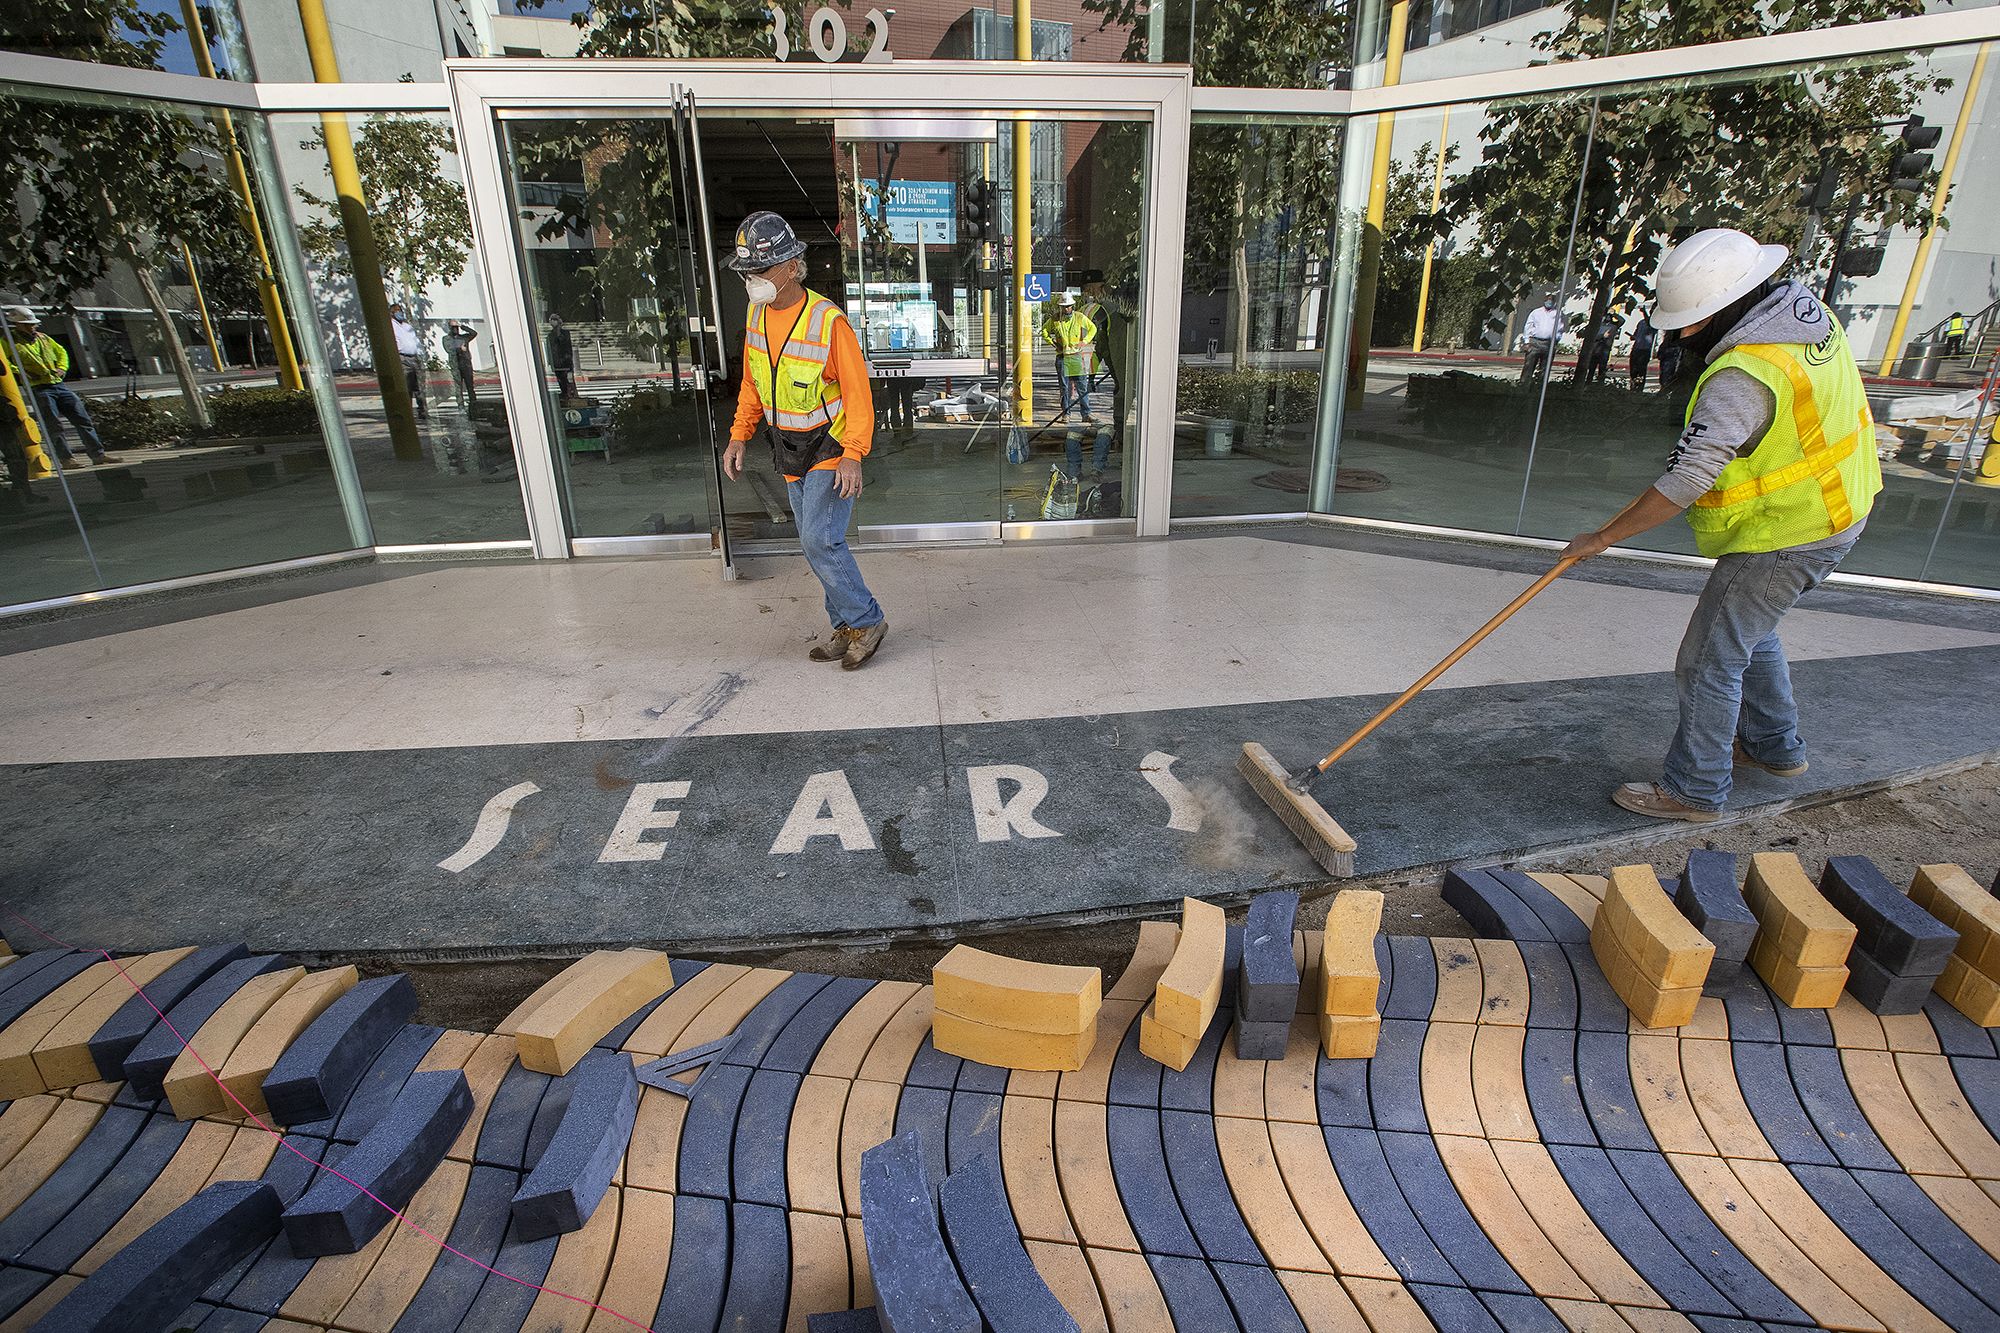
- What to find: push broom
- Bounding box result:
[1241,556,1578,877]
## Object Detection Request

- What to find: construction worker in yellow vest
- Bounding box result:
[0,341,52,505]
[1560,228,1880,822]
[721,211,886,670]
[1042,292,1098,428]
[1944,310,1967,357]
[6,307,119,466]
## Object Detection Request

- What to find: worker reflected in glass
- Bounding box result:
[720,211,887,671]
[445,321,478,408]
[1628,313,1657,393]
[1560,229,1880,822]
[1042,291,1097,426]
[1518,294,1561,383]
[545,313,576,403]
[389,302,429,423]
[1079,268,1126,455]
[8,307,121,466]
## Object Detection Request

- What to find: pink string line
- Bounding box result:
[0,907,658,1333]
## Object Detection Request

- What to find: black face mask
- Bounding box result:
[1676,279,1777,365]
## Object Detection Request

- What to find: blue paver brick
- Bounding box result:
[1367,1018,1429,1134]
[1844,945,1942,1016]
[322,1022,444,1143]
[476,1056,553,1169]
[1105,1104,1203,1260]
[1315,1048,1372,1129]
[1575,1030,1653,1152]
[1728,1041,1836,1166]
[1517,940,1579,1030]
[903,1035,964,1090]
[1160,1010,1228,1114]
[450,1209,558,1333]
[1926,993,1999,1059]
[14,1111,190,1274]
[656,1192,730,1332]
[1145,1254,1243,1333]
[1560,944,1631,1033]
[718,1201,794,1332]
[678,1061,754,1201]
[1492,869,1593,943]
[1677,851,1759,965]
[1847,1165,2000,1312]
[1107,1010,1162,1109]
[1320,1126,1457,1286]
[33,1180,279,1333]
[938,1151,1080,1333]
[1444,866,1553,942]
[1212,1259,1308,1333]
[723,973,836,1067]
[1820,855,1958,977]
[1160,1107,1262,1266]
[122,955,288,1101]
[1382,937,1436,1022]
[858,1131,980,1333]
[512,1046,639,1240]
[0,1103,152,1265]
[1239,890,1302,1021]
[1479,1291,1567,1332]
[87,943,248,1081]
[945,1090,1003,1177]
[261,973,417,1127]
[1379,1130,1530,1295]
[1521,1028,1596,1146]
[1233,1018,1291,1061]
[733,1068,804,1208]
[1785,1044,1901,1172]
[1789,1162,1997,1331]
[1547,1144,1735,1316]
[1605,1147,1809,1324]
[954,1057,1010,1096]
[389,1161,520,1330]
[0,952,97,1030]
[893,1084,952,1198]
[280,1069,471,1257]
[1408,1283,1503,1332]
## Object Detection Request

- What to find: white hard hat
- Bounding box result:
[1057,291,1076,307]
[1652,229,1788,331]
[5,305,37,325]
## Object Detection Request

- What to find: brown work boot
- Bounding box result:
[808,627,857,662]
[1733,739,1808,777]
[841,620,887,671]
[1612,781,1719,823]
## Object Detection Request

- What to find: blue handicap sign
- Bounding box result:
[1023,272,1051,302]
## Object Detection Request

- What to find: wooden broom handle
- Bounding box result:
[1308,557,1578,778]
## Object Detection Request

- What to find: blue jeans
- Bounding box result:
[788,467,883,631]
[1661,535,1857,810]
[33,384,104,460]
[1058,372,1092,419]
[1066,426,1111,479]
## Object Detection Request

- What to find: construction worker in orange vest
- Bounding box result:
[721,212,887,670]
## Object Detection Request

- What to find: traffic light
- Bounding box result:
[1797,155,1840,213]
[1838,245,1886,278]
[862,234,889,267]
[961,177,996,242]
[1889,115,1938,194]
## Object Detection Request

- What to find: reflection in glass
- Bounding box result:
[0,82,356,600]
[1173,116,1341,519]
[274,112,527,545]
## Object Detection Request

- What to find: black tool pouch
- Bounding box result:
[761,419,844,477]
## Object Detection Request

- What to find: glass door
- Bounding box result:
[450,62,1192,555]
[497,100,733,553]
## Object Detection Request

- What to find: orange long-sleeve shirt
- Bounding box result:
[730,295,874,479]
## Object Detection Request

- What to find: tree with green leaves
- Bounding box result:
[0,2,258,430]
[293,115,472,313]
[1429,0,1946,381]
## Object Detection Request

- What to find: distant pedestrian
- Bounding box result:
[445,321,477,407]
[1519,294,1561,383]
[389,302,428,422]
[1628,314,1656,392]
[6,307,121,465]
[1585,314,1617,383]
[1944,310,1967,357]
[547,313,577,402]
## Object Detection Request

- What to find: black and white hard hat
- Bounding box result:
[727,211,807,272]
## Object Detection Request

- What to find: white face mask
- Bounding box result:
[744,264,789,306]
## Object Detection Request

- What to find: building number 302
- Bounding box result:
[770,6,895,62]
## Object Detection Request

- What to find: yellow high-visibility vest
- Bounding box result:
[744,291,848,441]
[1685,314,1881,558]
[1042,311,1097,376]
[1947,315,1968,338]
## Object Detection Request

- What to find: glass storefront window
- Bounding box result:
[2,1,249,79]
[0,82,360,601]
[494,106,1149,544]
[1173,115,1342,518]
[270,111,527,545]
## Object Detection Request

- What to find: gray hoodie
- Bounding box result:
[1654,280,1866,548]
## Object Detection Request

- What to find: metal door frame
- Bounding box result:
[446,58,1193,559]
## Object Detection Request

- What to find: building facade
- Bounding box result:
[1,0,1997,610]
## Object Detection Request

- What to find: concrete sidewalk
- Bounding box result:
[2,527,1996,955]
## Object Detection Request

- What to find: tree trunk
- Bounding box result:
[1230,164,1253,372]
[132,258,212,433]
[1572,229,1624,386]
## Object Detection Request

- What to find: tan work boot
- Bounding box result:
[808,627,858,662]
[841,620,887,671]
[1733,739,1808,777]
[1612,781,1719,823]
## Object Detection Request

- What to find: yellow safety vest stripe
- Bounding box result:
[1691,343,1859,534]
[746,292,847,438]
